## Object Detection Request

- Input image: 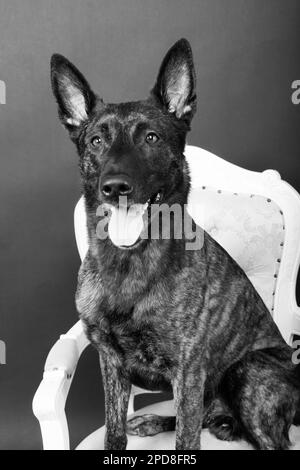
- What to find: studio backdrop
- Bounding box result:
[0,0,299,449]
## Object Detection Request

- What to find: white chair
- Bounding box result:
[32,145,300,450]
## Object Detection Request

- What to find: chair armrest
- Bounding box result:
[32,320,90,450]
[32,318,155,448]
[44,320,90,374]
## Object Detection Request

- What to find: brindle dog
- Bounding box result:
[50,39,300,450]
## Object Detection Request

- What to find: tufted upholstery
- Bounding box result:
[188,186,285,314]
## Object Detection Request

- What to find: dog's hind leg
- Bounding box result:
[203,395,243,442]
[127,414,176,437]
[222,349,299,450]
[126,400,242,441]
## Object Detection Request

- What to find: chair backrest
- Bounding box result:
[74,145,300,345]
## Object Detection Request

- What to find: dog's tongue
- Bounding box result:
[108,203,147,247]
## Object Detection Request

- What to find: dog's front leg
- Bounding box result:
[173,364,206,450]
[99,347,131,450]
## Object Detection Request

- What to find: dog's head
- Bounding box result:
[51,39,197,249]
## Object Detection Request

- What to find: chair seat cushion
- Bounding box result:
[76,400,300,450]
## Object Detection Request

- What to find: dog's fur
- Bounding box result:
[51,39,300,450]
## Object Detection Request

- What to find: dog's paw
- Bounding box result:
[127,414,175,437]
[208,415,242,442]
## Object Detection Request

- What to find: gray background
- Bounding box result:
[0,0,299,450]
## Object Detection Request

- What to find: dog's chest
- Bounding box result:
[100,314,174,391]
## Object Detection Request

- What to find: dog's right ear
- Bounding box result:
[50,54,96,130]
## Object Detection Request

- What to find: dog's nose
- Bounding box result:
[100,176,133,199]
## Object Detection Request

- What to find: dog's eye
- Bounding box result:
[91,136,102,147]
[145,132,159,144]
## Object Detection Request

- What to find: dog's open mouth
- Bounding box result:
[100,190,163,249]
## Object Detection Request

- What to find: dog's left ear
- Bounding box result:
[151,38,196,120]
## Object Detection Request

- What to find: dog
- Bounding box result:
[50,39,300,450]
